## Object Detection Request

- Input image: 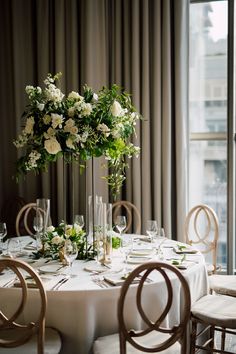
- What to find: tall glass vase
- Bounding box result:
[36,198,50,243]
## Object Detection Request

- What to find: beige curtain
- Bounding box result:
[0,0,188,241]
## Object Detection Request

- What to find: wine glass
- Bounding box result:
[115,215,127,238]
[74,215,84,229]
[63,240,78,273]
[0,222,7,254]
[146,220,158,247]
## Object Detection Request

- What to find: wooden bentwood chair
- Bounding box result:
[93,261,191,353]
[0,258,61,354]
[112,200,141,234]
[185,204,219,275]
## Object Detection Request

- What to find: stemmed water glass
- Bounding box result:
[63,240,78,274]
[0,222,7,254]
[146,220,158,247]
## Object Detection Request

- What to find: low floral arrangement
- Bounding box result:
[14,72,141,195]
[36,222,90,260]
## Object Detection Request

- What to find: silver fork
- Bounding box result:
[92,276,109,288]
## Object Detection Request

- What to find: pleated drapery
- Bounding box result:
[0,0,189,241]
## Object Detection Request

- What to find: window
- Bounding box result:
[189,1,229,270]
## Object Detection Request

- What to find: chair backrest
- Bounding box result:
[184,204,219,273]
[0,258,47,354]
[118,261,191,353]
[15,203,37,236]
[112,201,141,234]
[15,203,47,237]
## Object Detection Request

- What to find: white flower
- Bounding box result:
[43,114,51,124]
[81,102,92,116]
[44,242,51,251]
[44,138,62,154]
[37,102,45,111]
[65,118,75,128]
[24,116,34,135]
[65,225,73,237]
[25,85,34,94]
[46,225,55,232]
[44,127,55,139]
[93,93,98,101]
[66,137,75,149]
[97,123,110,137]
[51,113,64,129]
[51,235,64,245]
[26,150,41,170]
[13,134,28,148]
[45,84,64,103]
[68,107,75,117]
[68,91,83,100]
[74,223,82,233]
[110,100,122,117]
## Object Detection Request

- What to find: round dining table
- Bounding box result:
[0,236,209,354]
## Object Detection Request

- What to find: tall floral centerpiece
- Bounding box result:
[14,72,141,259]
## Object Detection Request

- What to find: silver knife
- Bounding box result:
[51,276,69,291]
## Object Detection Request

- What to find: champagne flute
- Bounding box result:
[64,240,78,274]
[0,222,7,254]
[33,213,43,250]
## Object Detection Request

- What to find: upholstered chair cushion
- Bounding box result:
[209,275,236,296]
[191,294,236,328]
[0,327,61,354]
[93,332,181,354]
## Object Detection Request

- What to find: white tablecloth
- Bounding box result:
[0,237,209,354]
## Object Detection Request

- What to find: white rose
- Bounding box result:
[66,137,75,149]
[110,100,122,117]
[51,235,64,245]
[44,138,62,154]
[46,225,55,232]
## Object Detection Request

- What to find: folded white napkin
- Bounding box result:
[173,246,198,254]
[104,273,139,286]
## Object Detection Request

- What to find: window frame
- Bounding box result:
[189,0,236,273]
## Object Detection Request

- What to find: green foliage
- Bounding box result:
[14,73,142,196]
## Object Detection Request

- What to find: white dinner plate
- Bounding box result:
[127,256,153,264]
[38,264,64,273]
[130,249,154,256]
